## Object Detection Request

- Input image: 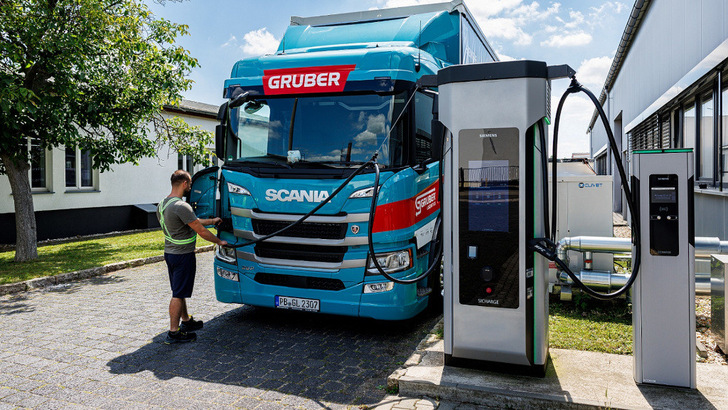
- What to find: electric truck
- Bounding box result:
[189,1,498,320]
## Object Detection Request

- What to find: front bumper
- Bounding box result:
[213,259,428,321]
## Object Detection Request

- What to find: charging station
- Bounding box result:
[632,149,696,388]
[438,61,555,375]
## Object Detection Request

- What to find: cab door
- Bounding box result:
[188,166,219,219]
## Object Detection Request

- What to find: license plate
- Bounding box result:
[275,296,320,312]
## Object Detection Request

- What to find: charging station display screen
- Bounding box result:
[458,127,520,309]
[467,160,510,232]
[651,187,676,203]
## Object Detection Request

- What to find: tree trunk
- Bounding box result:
[1,153,38,262]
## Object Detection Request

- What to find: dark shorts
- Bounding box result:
[164,252,196,298]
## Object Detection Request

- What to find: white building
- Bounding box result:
[0,100,219,244]
[588,0,728,238]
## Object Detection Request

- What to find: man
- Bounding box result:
[157,169,227,344]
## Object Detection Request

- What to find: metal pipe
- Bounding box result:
[557,269,710,297]
[560,269,628,292]
[558,236,631,254]
[554,235,725,298]
[558,235,728,258]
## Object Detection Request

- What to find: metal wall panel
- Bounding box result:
[607,0,728,134]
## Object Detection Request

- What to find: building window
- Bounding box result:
[595,154,607,175]
[65,147,94,188]
[683,103,696,151]
[178,153,195,174]
[29,138,47,189]
[178,153,215,175]
[672,109,682,148]
[700,94,715,180]
[630,115,670,150]
[660,113,671,148]
[722,87,728,179]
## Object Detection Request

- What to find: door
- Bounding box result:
[188,166,219,219]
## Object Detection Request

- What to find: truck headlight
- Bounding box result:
[215,245,237,264]
[216,267,239,282]
[227,182,251,196]
[349,185,380,199]
[366,249,412,275]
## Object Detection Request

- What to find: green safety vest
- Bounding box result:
[158,197,197,245]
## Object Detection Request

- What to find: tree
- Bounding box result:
[0,0,212,262]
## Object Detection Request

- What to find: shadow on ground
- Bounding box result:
[108,305,441,407]
[0,294,34,316]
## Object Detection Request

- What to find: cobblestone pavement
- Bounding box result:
[0,252,441,409]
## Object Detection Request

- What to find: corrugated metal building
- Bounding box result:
[588,0,728,238]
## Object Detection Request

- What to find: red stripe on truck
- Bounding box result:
[372,181,440,233]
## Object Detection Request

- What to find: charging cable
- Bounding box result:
[530,76,641,300]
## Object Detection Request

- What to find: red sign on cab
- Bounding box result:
[263,65,356,95]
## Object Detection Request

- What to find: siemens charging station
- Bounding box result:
[438,61,555,375]
[632,149,696,388]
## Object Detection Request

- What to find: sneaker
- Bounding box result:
[179,316,204,332]
[164,330,197,344]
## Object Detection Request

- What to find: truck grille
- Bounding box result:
[254,243,346,263]
[252,220,347,240]
[254,272,345,291]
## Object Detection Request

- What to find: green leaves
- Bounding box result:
[0,0,205,172]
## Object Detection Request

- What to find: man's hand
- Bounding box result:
[211,217,222,226]
[219,240,228,247]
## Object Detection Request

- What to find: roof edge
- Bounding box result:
[587,0,652,131]
[290,1,462,26]
[163,99,218,118]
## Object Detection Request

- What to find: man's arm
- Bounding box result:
[199,217,221,226]
[188,219,227,246]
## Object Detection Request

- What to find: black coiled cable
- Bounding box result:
[534,77,641,300]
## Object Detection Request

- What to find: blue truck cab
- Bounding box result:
[190,1,497,320]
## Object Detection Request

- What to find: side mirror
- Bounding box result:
[215,124,225,161]
[431,120,444,161]
[217,101,229,121]
[229,91,250,109]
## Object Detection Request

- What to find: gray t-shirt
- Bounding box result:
[157,197,198,254]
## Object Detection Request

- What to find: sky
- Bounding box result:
[146,0,631,158]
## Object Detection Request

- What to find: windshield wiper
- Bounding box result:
[290,160,337,169]
[317,160,369,167]
[228,154,291,168]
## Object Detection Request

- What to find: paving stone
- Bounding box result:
[1,391,49,408]
[0,376,45,392]
[0,253,439,408]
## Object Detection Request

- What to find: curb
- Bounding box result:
[0,245,215,296]
[387,319,444,391]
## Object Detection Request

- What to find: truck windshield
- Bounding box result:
[230,92,407,168]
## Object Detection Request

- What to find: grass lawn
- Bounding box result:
[0,230,213,285]
[549,294,632,354]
